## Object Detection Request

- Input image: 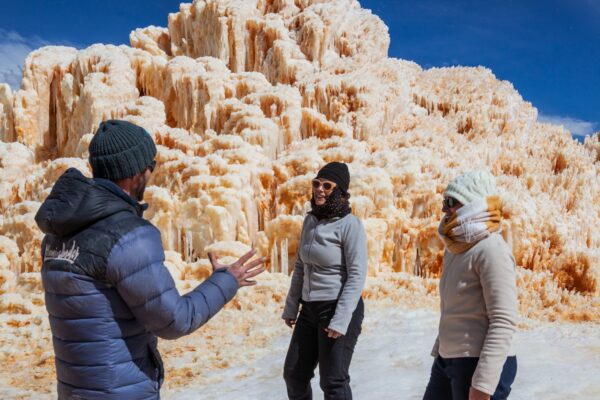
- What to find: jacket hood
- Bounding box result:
[35,168,141,237]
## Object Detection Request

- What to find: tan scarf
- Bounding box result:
[438,196,502,254]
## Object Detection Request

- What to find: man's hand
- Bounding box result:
[324,327,343,339]
[469,387,490,400]
[208,249,266,287]
[283,318,296,328]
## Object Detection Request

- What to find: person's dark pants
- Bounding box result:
[283,298,364,400]
[423,355,517,400]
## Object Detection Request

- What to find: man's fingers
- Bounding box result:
[239,266,267,286]
[207,252,216,272]
[231,253,265,287]
[243,266,266,280]
[242,256,266,271]
[207,252,220,271]
[235,249,257,267]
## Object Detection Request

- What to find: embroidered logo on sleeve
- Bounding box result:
[44,242,80,264]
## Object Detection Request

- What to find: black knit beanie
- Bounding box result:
[88,120,157,180]
[316,162,350,194]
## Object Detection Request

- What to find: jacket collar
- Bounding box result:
[93,178,149,217]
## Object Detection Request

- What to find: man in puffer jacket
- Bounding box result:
[35,120,265,400]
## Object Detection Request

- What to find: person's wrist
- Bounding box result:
[469,386,491,400]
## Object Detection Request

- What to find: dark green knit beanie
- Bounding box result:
[88,120,157,180]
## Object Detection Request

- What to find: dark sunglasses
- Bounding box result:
[148,160,156,173]
[443,197,459,208]
[312,179,336,191]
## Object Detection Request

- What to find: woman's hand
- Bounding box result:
[469,387,490,400]
[283,318,296,328]
[324,327,343,339]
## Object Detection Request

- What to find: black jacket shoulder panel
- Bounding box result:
[38,168,154,282]
[35,168,138,237]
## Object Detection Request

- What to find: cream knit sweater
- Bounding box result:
[431,232,518,395]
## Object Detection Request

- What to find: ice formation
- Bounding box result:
[0,0,598,395]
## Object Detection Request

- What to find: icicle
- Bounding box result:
[414,247,422,277]
[281,238,288,275]
[271,241,279,273]
[14,258,21,279]
[176,228,182,256]
[185,230,193,263]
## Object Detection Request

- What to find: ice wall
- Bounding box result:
[0,0,599,394]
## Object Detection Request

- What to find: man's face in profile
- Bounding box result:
[132,161,155,201]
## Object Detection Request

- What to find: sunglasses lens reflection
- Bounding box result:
[312,180,335,191]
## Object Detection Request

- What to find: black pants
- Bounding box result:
[423,355,518,400]
[283,298,364,400]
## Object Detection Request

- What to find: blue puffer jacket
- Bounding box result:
[35,168,238,399]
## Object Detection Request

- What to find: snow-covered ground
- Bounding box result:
[166,306,600,400]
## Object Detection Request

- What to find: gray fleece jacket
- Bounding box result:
[282,213,368,335]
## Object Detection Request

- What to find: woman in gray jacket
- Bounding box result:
[282,162,368,400]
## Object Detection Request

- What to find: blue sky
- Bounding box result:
[0,0,598,137]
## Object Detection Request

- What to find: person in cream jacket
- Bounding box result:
[424,170,518,400]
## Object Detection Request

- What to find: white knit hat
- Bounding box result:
[444,170,497,205]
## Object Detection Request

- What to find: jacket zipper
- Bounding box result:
[306,220,319,299]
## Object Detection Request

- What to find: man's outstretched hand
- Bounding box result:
[208,249,266,288]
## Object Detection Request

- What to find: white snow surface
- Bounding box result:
[165,306,600,399]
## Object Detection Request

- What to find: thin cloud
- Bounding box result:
[0,29,53,90]
[538,114,598,137]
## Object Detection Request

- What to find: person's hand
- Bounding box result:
[469,387,490,400]
[208,249,266,287]
[324,327,343,339]
[283,318,296,328]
